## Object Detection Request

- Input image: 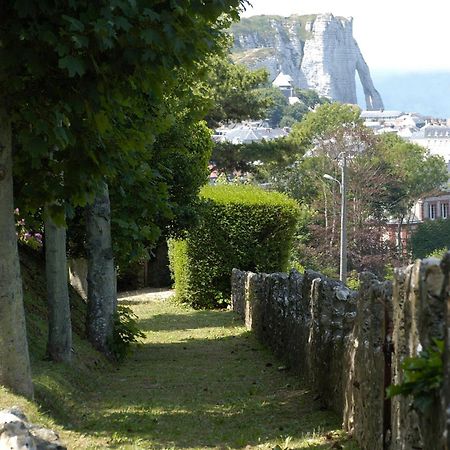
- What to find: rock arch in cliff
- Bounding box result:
[232,13,384,111]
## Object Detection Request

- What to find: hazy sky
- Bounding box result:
[241,0,450,73]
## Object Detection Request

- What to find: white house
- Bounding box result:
[409,125,450,169]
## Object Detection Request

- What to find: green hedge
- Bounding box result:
[410,218,450,259]
[168,184,300,308]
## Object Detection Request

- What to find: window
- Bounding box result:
[441,202,449,219]
[429,203,437,219]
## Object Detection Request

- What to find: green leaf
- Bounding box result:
[142,9,160,21]
[72,35,89,49]
[94,111,110,134]
[114,16,132,31]
[62,15,85,32]
[386,339,444,411]
[140,29,161,45]
[58,55,86,77]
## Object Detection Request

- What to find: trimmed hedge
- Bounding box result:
[410,218,450,259]
[168,184,300,308]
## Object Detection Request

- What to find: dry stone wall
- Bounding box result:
[391,259,447,449]
[231,255,449,450]
[342,273,391,449]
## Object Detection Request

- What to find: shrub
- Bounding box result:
[167,239,189,301]
[426,247,449,259]
[168,184,300,308]
[410,218,450,259]
[110,306,145,362]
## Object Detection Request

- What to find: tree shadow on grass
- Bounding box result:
[137,309,239,333]
[75,330,347,449]
[32,301,357,449]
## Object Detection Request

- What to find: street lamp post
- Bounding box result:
[323,153,347,284]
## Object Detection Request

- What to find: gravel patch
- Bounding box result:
[118,287,174,304]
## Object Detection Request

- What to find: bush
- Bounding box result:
[168,185,300,308]
[410,219,450,259]
[110,306,145,362]
[426,247,449,259]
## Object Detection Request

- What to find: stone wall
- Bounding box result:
[231,255,449,450]
[390,258,447,449]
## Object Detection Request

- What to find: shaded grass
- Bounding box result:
[65,299,358,449]
[1,247,359,448]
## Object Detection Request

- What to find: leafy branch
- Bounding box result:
[386,338,444,412]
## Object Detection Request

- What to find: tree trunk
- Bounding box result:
[0,108,34,398]
[85,182,117,357]
[44,206,72,362]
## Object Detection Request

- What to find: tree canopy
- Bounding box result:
[204,56,270,127]
[0,0,249,396]
[265,103,449,276]
[375,133,448,220]
[410,219,450,259]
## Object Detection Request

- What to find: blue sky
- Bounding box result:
[241,0,450,73]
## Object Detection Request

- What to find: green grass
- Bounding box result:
[6,300,358,448]
[80,298,357,449]
[231,48,277,66]
[231,14,319,45]
[1,247,359,449]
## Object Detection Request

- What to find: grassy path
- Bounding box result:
[68,294,356,449]
[1,289,358,449]
[0,251,359,448]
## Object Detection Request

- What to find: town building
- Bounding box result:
[212,121,289,145]
[385,189,450,250]
[272,71,301,105]
[409,125,450,170]
[272,72,295,98]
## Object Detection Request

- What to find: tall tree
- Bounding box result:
[85,182,116,356]
[375,134,448,255]
[1,0,248,387]
[275,103,448,275]
[44,206,72,362]
[275,104,391,275]
[204,56,270,127]
[0,111,33,397]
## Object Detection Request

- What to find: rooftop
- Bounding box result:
[272,72,293,88]
[361,110,404,120]
[410,126,450,139]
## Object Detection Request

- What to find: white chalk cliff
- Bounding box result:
[232,14,384,110]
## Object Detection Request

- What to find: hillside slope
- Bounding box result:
[0,246,110,447]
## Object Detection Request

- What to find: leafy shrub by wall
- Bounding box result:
[168,185,300,308]
[410,218,450,259]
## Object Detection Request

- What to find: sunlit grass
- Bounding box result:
[1,289,359,449]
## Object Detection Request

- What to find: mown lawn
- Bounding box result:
[1,293,359,449]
